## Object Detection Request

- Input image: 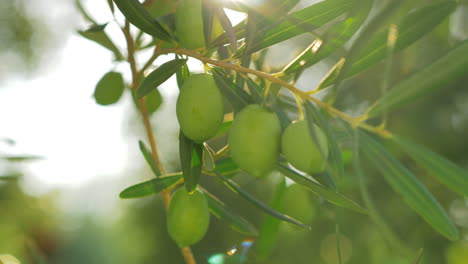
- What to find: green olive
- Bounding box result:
[148,0,177,17]
[93,71,125,106]
[176,74,224,143]
[281,120,328,174]
[280,183,315,224]
[167,188,210,247]
[229,104,281,177]
[175,0,205,49]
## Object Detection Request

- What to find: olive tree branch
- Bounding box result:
[160,48,392,138]
[122,22,197,264]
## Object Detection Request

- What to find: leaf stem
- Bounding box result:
[122,22,197,264]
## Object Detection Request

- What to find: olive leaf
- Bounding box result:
[93,71,125,106]
[319,1,457,89]
[212,68,252,113]
[237,0,355,56]
[139,140,161,177]
[136,58,188,98]
[113,0,173,42]
[359,131,459,241]
[78,24,123,61]
[215,171,310,229]
[277,164,367,214]
[367,40,468,117]
[119,174,182,199]
[393,135,468,197]
[282,0,372,75]
[179,132,203,193]
[202,188,258,236]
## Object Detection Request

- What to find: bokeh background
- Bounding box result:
[0,0,467,263]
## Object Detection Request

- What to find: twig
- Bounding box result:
[122,22,197,264]
[160,48,392,138]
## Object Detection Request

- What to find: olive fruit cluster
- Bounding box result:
[229,105,329,177]
[167,188,210,247]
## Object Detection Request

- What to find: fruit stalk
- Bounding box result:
[122,21,197,264]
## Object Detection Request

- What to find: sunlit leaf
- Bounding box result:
[119,174,182,199]
[113,0,173,42]
[367,40,468,117]
[212,68,251,113]
[320,1,457,89]
[139,140,161,177]
[203,188,258,236]
[136,58,187,98]
[239,0,354,55]
[215,171,310,229]
[393,136,468,197]
[179,132,203,193]
[359,132,459,240]
[78,24,123,61]
[277,164,367,214]
[282,0,372,74]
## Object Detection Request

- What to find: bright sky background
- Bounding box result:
[0,0,246,200]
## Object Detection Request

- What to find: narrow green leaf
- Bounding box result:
[277,164,367,214]
[359,132,459,240]
[367,40,468,117]
[113,0,173,42]
[119,174,182,199]
[1,155,42,162]
[75,0,97,24]
[393,136,468,197]
[241,0,354,55]
[176,57,190,88]
[107,0,114,14]
[320,1,457,88]
[136,58,187,98]
[351,128,408,252]
[93,71,125,106]
[203,188,258,236]
[305,102,344,181]
[255,176,286,260]
[78,24,123,61]
[139,140,161,177]
[321,0,404,97]
[179,132,203,193]
[212,68,251,113]
[282,0,372,74]
[245,78,263,104]
[215,171,310,229]
[214,7,237,50]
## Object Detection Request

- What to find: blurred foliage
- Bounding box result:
[1,0,467,264]
[0,0,52,82]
